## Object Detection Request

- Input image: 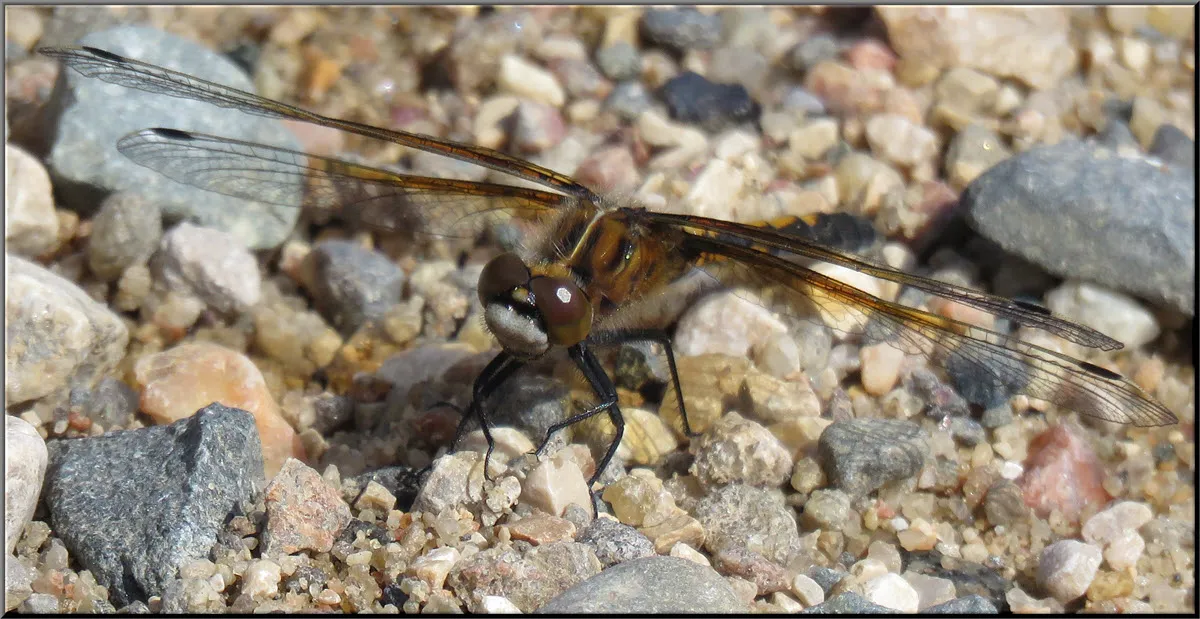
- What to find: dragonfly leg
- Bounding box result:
[451,351,523,481]
[589,328,697,438]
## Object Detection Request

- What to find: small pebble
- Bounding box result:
[790,573,825,607]
[156,223,262,314]
[860,572,920,613]
[5,144,60,258]
[690,412,793,487]
[1036,539,1102,603]
[497,54,565,107]
[4,415,47,555]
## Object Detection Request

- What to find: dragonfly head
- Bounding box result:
[478,252,593,359]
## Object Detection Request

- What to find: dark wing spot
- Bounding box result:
[82,46,125,62]
[1012,299,1053,317]
[1078,361,1123,381]
[148,127,197,140]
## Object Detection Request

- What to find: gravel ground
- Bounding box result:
[4,5,1195,614]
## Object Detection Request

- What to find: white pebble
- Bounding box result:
[999,460,1024,479]
[410,547,460,590]
[1082,501,1152,570]
[1037,540,1102,602]
[1081,501,1153,545]
[790,573,825,607]
[902,571,957,610]
[1103,529,1146,571]
[861,572,920,613]
[480,595,523,614]
[241,559,282,601]
[520,457,591,517]
[498,54,565,107]
[5,415,47,555]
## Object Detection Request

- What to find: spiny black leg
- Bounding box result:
[450,351,523,481]
[570,342,623,488]
[530,340,621,458]
[589,328,697,438]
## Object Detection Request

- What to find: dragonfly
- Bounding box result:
[41,46,1178,487]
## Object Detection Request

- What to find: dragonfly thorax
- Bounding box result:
[479,252,594,359]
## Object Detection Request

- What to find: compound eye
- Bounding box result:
[478,252,531,305]
[529,276,593,346]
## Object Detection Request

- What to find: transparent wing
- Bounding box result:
[39,45,600,202]
[685,235,1176,427]
[116,128,575,239]
[648,212,1124,351]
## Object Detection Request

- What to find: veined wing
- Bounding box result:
[649,212,1124,351]
[679,232,1176,427]
[117,128,571,238]
[39,46,601,203]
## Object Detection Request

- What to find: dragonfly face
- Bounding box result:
[39,45,1178,489]
[478,251,593,359]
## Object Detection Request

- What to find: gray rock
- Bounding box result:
[1149,123,1194,171]
[817,418,928,498]
[537,556,744,613]
[70,376,139,430]
[86,190,162,281]
[709,45,770,96]
[641,8,723,52]
[19,592,60,614]
[576,517,656,568]
[604,80,653,121]
[979,404,1015,429]
[485,374,573,446]
[808,565,848,594]
[1095,119,1139,151]
[963,139,1195,315]
[788,33,841,73]
[595,42,641,81]
[5,554,36,612]
[661,71,760,132]
[903,551,1009,611]
[304,239,405,335]
[926,594,999,614]
[44,26,301,249]
[43,403,264,605]
[781,87,827,116]
[944,416,986,447]
[802,488,852,531]
[116,600,151,614]
[155,223,262,314]
[5,255,129,407]
[801,591,899,614]
[693,484,801,567]
[983,480,1028,527]
[903,367,971,419]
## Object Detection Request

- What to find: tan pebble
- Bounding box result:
[859,342,904,396]
[241,559,282,601]
[505,511,577,545]
[134,342,304,477]
[669,542,710,567]
[409,547,459,590]
[355,481,398,513]
[520,456,591,517]
[896,518,938,551]
[790,572,825,606]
